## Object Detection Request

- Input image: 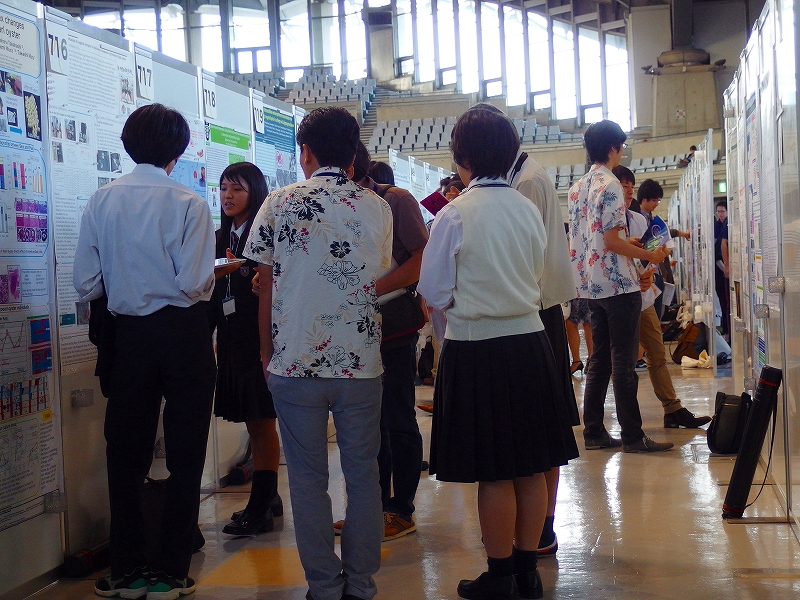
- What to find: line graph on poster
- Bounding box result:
[0,316,29,384]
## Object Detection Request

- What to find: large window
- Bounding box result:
[528,11,550,110]
[606,33,631,131]
[416,0,436,82]
[310,0,341,77]
[578,27,602,123]
[459,0,479,94]
[200,12,223,72]
[504,5,525,106]
[83,6,186,62]
[80,1,634,132]
[552,19,576,119]
[397,0,414,75]
[232,9,271,73]
[437,0,457,85]
[480,1,501,82]
[344,0,367,79]
[280,0,311,69]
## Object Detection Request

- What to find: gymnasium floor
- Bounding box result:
[34,362,800,599]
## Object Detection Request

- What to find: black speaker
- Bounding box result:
[721,365,782,519]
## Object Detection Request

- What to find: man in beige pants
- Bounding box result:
[613,166,711,429]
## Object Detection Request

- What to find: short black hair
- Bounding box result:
[368,160,395,185]
[584,120,626,164]
[451,109,520,179]
[121,103,190,168]
[216,162,269,258]
[637,179,664,202]
[296,107,359,170]
[353,141,371,183]
[439,173,465,193]
[612,165,635,185]
[715,198,727,209]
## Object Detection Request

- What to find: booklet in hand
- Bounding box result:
[420,191,449,216]
[639,215,670,266]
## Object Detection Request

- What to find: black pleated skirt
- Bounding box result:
[539,303,581,427]
[429,331,580,483]
[214,314,276,423]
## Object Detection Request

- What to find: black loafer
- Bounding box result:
[222,510,274,535]
[231,494,284,521]
[515,568,544,599]
[664,407,712,428]
[457,572,516,600]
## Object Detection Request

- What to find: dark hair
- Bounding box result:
[121,103,190,168]
[296,107,359,169]
[690,145,697,151]
[637,179,664,203]
[612,165,635,185]
[468,102,504,115]
[353,142,371,183]
[216,162,269,258]
[583,120,626,164]
[439,173,465,193]
[368,160,395,185]
[451,109,520,179]
[715,198,727,209]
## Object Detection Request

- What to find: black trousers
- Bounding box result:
[105,302,216,578]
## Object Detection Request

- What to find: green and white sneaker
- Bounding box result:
[147,572,196,600]
[94,567,149,598]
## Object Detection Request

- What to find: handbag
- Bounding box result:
[380,290,427,346]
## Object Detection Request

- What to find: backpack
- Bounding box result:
[707,391,752,454]
[671,321,707,364]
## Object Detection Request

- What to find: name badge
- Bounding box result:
[222,296,236,316]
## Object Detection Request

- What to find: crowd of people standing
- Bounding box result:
[74,103,708,600]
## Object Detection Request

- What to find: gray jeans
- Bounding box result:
[268,375,384,600]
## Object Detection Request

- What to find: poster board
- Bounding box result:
[0,1,62,595]
[203,75,252,224]
[253,92,297,193]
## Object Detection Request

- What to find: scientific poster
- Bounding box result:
[254,105,296,193]
[204,122,252,223]
[0,4,60,533]
[169,117,206,198]
[389,149,411,190]
[45,18,135,374]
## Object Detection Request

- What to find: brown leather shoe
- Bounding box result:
[417,403,434,414]
[383,511,416,541]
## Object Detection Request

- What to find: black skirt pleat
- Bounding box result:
[429,331,580,483]
[540,303,581,426]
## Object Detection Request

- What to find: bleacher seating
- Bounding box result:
[368,116,581,154]
[226,71,285,96]
[286,73,377,116]
[628,149,721,175]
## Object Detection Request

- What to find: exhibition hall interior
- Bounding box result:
[1,0,799,598]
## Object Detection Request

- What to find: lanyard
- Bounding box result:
[508,152,528,183]
[470,182,512,189]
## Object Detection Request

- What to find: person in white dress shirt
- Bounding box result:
[74,103,216,599]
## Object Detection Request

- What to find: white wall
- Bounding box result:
[629,5,672,130]
[693,1,748,113]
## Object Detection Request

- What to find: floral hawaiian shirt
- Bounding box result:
[567,164,639,299]
[244,167,393,378]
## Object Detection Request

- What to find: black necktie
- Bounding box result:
[230,230,239,253]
